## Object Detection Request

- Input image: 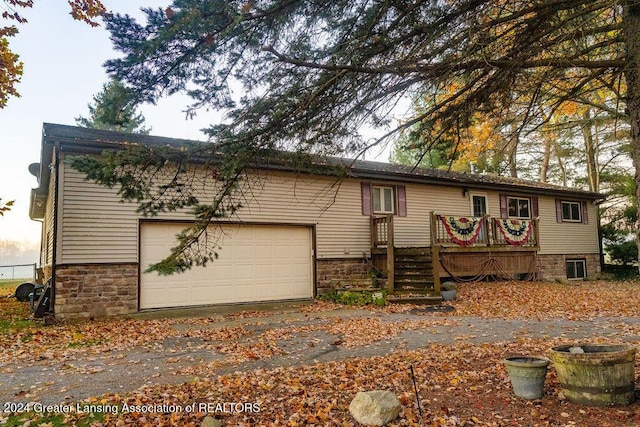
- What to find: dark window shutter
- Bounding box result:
[361,182,372,216]
[531,196,539,218]
[499,194,507,218]
[397,185,407,217]
[555,199,563,223]
[581,201,589,224]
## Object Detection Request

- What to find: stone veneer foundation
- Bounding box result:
[54,263,138,319]
[536,253,600,281]
[316,258,374,295]
[50,254,598,319]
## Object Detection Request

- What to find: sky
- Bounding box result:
[0,1,396,262]
[0,1,224,251]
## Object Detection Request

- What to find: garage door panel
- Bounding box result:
[140,223,313,309]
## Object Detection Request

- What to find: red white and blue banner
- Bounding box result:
[496,219,532,246]
[439,216,483,247]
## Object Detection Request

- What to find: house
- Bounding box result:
[30,123,604,319]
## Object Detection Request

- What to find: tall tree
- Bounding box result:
[0,0,106,108]
[76,79,150,134]
[70,0,640,273]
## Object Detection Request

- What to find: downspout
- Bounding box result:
[50,142,61,315]
[595,199,605,276]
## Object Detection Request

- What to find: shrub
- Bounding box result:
[607,240,638,266]
[320,290,387,306]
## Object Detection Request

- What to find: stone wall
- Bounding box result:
[537,253,601,281]
[316,258,375,295]
[54,263,138,320]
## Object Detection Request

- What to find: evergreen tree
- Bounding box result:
[76,79,150,134]
[70,1,640,273]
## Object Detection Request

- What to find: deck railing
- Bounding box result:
[371,215,394,248]
[430,212,539,248]
[491,217,538,247]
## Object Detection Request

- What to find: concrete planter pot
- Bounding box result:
[441,281,457,301]
[504,356,550,399]
[549,344,636,406]
[441,289,457,301]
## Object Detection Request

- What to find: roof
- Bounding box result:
[31,123,604,215]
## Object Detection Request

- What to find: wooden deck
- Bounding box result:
[370,212,541,295]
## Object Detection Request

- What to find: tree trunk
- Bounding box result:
[553,139,568,187]
[540,132,552,183]
[623,1,640,273]
[508,133,519,178]
[582,109,598,193]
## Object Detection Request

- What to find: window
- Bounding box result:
[566,259,586,280]
[507,197,530,218]
[555,199,588,224]
[471,194,488,217]
[361,183,406,217]
[373,186,394,214]
[561,201,582,222]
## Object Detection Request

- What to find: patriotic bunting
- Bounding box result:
[439,216,483,247]
[496,219,532,246]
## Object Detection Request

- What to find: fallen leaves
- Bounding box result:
[22,338,638,427]
[2,280,640,426]
[443,280,640,320]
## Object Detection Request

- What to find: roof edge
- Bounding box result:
[40,123,606,201]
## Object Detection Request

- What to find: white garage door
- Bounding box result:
[139,222,314,309]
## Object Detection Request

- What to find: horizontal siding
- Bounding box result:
[60,164,370,264]
[60,161,600,264]
[394,186,599,255]
[536,195,599,255]
[43,170,56,266]
[394,186,501,247]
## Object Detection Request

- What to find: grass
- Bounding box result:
[0,279,37,334]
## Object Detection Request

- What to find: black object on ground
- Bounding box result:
[14,282,35,302]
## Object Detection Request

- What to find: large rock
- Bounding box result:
[201,416,223,427]
[349,390,402,426]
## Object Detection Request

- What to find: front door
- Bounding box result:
[470,194,488,242]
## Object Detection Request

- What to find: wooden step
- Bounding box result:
[394,280,435,289]
[391,288,438,295]
[395,247,432,256]
[395,260,433,267]
[395,279,435,287]
[395,255,432,262]
[395,266,433,274]
[387,292,442,305]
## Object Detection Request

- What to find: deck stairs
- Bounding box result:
[387,247,442,304]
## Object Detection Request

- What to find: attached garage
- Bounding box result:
[139,222,314,309]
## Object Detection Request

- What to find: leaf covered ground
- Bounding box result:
[1,280,640,426]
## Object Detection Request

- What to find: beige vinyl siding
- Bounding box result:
[60,158,600,264]
[60,163,370,264]
[393,185,503,247]
[394,187,598,255]
[536,195,599,255]
[42,163,56,266]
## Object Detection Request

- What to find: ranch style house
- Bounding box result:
[29,123,604,319]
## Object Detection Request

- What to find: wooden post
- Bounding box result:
[432,245,441,294]
[429,211,437,245]
[483,215,490,246]
[386,214,394,294]
[533,217,541,249]
[370,216,377,248]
